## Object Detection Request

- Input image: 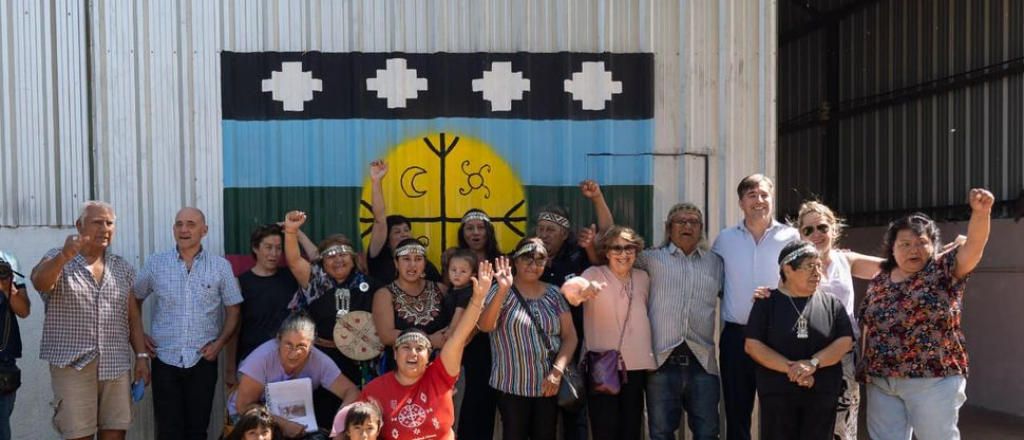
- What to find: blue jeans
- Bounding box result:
[866,375,967,440]
[0,359,16,440]
[646,352,721,440]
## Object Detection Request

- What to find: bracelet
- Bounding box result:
[552,364,565,374]
[468,301,484,309]
[136,353,150,359]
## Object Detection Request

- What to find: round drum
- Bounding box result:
[333,311,384,361]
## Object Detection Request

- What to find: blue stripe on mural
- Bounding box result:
[223,118,653,188]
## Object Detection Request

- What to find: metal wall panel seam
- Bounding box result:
[0,0,14,225]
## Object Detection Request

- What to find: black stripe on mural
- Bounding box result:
[221,51,653,121]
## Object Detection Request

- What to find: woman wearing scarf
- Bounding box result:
[282,211,383,430]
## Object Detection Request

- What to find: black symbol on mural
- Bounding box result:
[459,161,491,199]
[359,132,527,251]
[400,166,428,198]
[416,236,430,247]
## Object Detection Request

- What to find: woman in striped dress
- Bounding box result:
[478,238,578,440]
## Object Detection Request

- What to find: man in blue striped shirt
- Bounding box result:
[711,174,800,440]
[639,202,723,440]
[135,207,243,440]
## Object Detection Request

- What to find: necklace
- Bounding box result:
[782,290,812,339]
[335,287,351,319]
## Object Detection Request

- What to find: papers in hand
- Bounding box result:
[266,377,318,433]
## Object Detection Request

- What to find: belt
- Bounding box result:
[724,321,745,330]
[670,342,693,357]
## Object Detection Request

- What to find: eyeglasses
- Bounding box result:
[795,263,823,273]
[671,219,702,228]
[607,245,639,255]
[282,342,310,353]
[801,224,830,237]
[517,256,548,268]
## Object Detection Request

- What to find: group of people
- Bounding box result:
[0,162,994,440]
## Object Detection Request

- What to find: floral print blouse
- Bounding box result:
[858,246,970,381]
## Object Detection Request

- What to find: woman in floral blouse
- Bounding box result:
[858,188,993,440]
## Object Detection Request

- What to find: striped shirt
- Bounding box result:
[38,248,136,380]
[135,248,243,368]
[486,283,569,397]
[711,220,800,325]
[637,245,723,374]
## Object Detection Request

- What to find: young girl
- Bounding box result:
[330,401,383,440]
[226,406,280,440]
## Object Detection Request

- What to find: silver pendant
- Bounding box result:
[335,288,351,318]
[796,316,809,339]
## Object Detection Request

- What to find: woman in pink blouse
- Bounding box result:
[562,226,656,440]
[858,188,993,440]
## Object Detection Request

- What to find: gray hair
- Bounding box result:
[76,201,115,225]
[276,313,316,341]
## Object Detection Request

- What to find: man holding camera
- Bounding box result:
[0,251,29,440]
[31,201,149,440]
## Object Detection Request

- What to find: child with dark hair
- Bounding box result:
[226,406,280,440]
[329,402,383,440]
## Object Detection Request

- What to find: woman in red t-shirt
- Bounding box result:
[358,260,498,440]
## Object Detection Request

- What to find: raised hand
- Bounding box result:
[579,180,604,200]
[472,261,495,301]
[370,159,388,182]
[968,188,994,213]
[60,234,91,260]
[283,211,307,232]
[577,224,597,249]
[494,256,513,291]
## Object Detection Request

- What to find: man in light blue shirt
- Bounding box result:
[135,207,242,440]
[711,174,799,440]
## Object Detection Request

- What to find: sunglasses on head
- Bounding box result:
[801,224,830,237]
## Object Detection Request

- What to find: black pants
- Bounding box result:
[587,370,647,440]
[457,336,496,440]
[721,323,757,440]
[496,392,559,440]
[759,393,838,440]
[152,357,218,440]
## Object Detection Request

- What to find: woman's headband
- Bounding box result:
[461,211,491,224]
[321,245,355,258]
[395,243,427,257]
[781,245,816,267]
[512,242,547,259]
[395,331,432,350]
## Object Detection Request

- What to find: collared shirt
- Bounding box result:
[637,244,723,373]
[135,247,243,368]
[712,219,799,325]
[38,248,136,380]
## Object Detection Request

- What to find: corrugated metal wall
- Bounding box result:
[2,1,778,439]
[778,0,1024,222]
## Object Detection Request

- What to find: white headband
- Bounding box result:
[513,242,546,259]
[781,245,816,267]
[395,243,427,257]
[395,332,432,350]
[322,245,355,258]
[461,211,491,224]
[537,212,570,229]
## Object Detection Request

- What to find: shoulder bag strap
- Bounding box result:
[510,286,556,358]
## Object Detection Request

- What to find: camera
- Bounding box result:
[0,260,20,281]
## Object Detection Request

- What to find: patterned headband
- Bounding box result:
[394,243,427,257]
[537,212,570,229]
[461,211,491,224]
[512,242,547,259]
[395,331,432,350]
[322,245,355,258]
[781,245,816,267]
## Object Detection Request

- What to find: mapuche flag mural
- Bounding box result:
[221,52,655,264]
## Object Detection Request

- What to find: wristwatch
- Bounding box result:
[809,357,820,368]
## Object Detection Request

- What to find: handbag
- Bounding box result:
[0,298,19,394]
[582,273,632,395]
[510,286,585,413]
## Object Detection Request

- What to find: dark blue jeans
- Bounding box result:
[646,351,721,440]
[0,359,14,440]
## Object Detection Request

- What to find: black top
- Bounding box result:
[745,289,854,396]
[539,242,590,358]
[367,247,443,285]
[386,281,452,335]
[237,269,299,363]
[305,272,381,341]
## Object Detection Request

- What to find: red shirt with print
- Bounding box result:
[359,359,457,440]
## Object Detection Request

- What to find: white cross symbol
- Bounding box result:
[563,61,622,111]
[366,58,428,109]
[472,62,531,112]
[260,62,322,112]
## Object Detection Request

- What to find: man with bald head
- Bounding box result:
[135,207,242,440]
[31,201,149,440]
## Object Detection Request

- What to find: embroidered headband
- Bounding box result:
[394,243,427,257]
[461,211,491,224]
[780,245,816,267]
[321,245,355,258]
[395,331,432,350]
[512,242,547,259]
[537,212,570,230]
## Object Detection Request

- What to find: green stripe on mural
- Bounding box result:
[224,185,653,255]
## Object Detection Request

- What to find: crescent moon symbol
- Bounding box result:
[400,166,428,198]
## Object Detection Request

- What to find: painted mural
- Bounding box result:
[221,52,655,264]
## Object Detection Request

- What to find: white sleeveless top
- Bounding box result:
[818,250,859,337]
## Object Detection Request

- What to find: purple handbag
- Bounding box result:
[583,274,634,395]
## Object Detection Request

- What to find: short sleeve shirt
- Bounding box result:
[228,339,342,415]
[486,284,569,396]
[38,248,136,380]
[359,358,458,440]
[858,246,970,379]
[134,248,244,368]
[745,290,853,396]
